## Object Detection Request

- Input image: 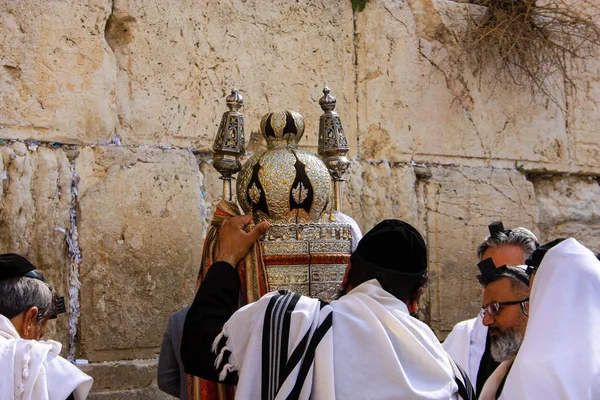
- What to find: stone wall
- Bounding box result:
[1,0,598,397]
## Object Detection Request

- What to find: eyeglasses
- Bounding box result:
[481,298,529,317]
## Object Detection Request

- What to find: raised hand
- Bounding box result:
[214,215,270,267]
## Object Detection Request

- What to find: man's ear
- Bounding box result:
[22,306,39,339]
[407,300,418,314]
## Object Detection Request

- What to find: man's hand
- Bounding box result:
[214,215,270,267]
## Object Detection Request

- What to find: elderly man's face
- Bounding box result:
[482,277,529,361]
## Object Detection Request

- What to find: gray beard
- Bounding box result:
[490,327,524,362]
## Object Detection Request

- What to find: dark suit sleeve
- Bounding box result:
[181,261,240,383]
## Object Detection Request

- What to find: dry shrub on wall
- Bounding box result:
[352,0,369,12]
[462,0,600,108]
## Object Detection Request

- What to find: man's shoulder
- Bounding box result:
[230,290,322,326]
[450,317,479,332]
[443,314,485,348]
[170,305,191,325]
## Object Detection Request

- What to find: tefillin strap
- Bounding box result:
[50,296,67,320]
[477,258,530,287]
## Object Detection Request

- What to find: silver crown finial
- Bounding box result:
[226,88,243,112]
[319,86,336,112]
[213,88,246,201]
[317,87,350,213]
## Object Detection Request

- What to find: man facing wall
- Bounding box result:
[0,253,93,400]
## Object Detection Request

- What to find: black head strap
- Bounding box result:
[50,296,66,319]
[477,258,530,286]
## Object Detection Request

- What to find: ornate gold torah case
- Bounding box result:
[213,88,352,300]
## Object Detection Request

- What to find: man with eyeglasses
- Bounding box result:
[0,253,93,399]
[443,221,538,397]
[476,259,530,400]
[486,238,600,399]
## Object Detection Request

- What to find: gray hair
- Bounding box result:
[477,227,538,262]
[0,273,54,325]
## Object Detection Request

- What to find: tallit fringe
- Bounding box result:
[214,345,230,369]
[211,326,238,381]
[211,330,225,354]
[18,342,34,399]
[218,363,236,381]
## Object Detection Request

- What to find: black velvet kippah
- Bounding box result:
[354,219,427,273]
[0,253,37,280]
[350,220,427,299]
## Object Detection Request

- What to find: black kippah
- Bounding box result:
[0,253,37,280]
[350,219,427,299]
[354,219,427,274]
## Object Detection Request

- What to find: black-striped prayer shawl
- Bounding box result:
[211,290,333,400]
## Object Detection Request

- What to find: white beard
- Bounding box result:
[490,327,524,362]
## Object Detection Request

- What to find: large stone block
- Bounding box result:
[423,166,538,338]
[566,57,600,174]
[107,0,356,150]
[0,1,117,144]
[343,160,419,233]
[80,359,157,392]
[81,359,171,399]
[76,146,205,361]
[532,175,600,252]
[0,142,72,349]
[355,0,568,169]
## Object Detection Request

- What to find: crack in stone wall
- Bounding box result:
[66,161,82,361]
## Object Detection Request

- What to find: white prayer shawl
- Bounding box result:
[442,314,487,385]
[214,280,461,399]
[0,314,93,400]
[500,238,600,400]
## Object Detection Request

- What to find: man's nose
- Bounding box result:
[482,312,494,326]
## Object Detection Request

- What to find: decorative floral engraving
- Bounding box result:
[249,183,262,205]
[291,182,308,204]
[270,111,287,137]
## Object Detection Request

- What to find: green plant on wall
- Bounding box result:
[461,0,600,109]
[352,0,369,12]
